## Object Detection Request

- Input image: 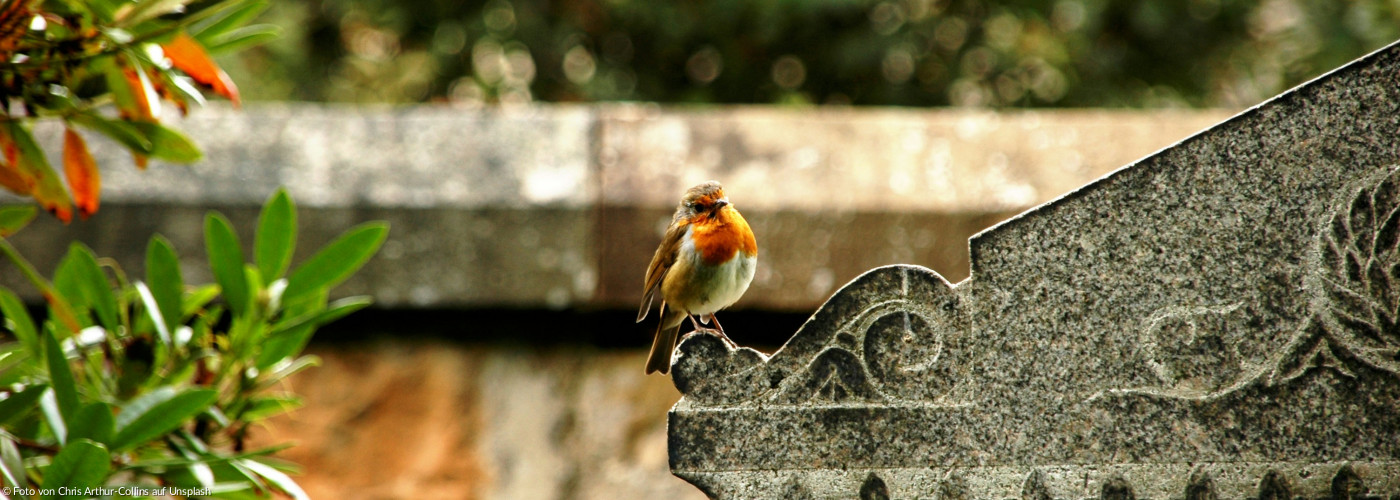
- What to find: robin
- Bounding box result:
[637,181,758,374]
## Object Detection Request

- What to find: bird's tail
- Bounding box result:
[645,304,684,374]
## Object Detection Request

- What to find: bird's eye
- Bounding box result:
[686,202,698,210]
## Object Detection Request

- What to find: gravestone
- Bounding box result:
[666,40,1400,498]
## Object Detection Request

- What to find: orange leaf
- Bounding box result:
[0,161,34,195]
[1,120,73,223]
[163,33,241,107]
[0,126,35,195]
[150,75,190,116]
[63,127,100,219]
[0,127,18,165]
[122,65,160,121]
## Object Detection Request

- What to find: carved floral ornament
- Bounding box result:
[1089,165,1400,401]
[1305,165,1400,379]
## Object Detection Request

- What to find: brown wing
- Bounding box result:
[637,220,688,322]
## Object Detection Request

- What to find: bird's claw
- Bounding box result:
[680,327,740,349]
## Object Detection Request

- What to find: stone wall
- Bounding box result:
[1,105,1235,498]
[250,340,693,500]
[4,105,1229,311]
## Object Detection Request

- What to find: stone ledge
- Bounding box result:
[2,105,1231,309]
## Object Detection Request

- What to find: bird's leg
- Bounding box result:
[679,314,736,347]
[708,314,738,349]
[674,313,700,340]
[680,315,714,340]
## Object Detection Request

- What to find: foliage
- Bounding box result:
[226,0,1400,109]
[0,189,387,499]
[0,0,276,222]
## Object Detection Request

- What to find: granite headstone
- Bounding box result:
[667,40,1400,498]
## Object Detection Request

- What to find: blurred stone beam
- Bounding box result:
[2,104,1231,311]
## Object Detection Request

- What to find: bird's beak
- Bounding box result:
[714,198,729,209]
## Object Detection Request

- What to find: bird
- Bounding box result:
[637,181,758,374]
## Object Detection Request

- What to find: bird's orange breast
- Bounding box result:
[688,206,757,266]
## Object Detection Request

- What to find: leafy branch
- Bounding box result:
[0,190,387,499]
[0,0,278,222]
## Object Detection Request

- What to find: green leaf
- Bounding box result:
[206,213,250,317]
[0,384,48,426]
[44,331,80,424]
[166,74,209,109]
[111,389,217,451]
[40,439,111,500]
[129,122,203,163]
[145,235,184,336]
[72,111,153,154]
[65,244,119,332]
[240,459,308,500]
[198,482,260,497]
[119,0,196,26]
[0,287,39,357]
[82,0,120,22]
[242,263,264,297]
[113,386,174,429]
[125,442,290,470]
[255,327,307,371]
[98,56,141,123]
[268,296,371,338]
[282,222,387,304]
[0,435,23,489]
[192,0,269,43]
[0,346,22,372]
[256,355,317,390]
[204,405,231,428]
[182,284,220,318]
[166,434,216,489]
[255,189,295,281]
[40,386,68,442]
[204,24,280,55]
[214,460,268,497]
[68,402,115,445]
[237,396,302,421]
[254,288,322,369]
[0,353,30,388]
[52,253,91,326]
[0,205,37,237]
[134,282,172,345]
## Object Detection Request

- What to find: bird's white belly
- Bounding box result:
[673,235,757,316]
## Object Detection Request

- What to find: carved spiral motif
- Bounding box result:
[1316,167,1400,374]
[863,310,956,402]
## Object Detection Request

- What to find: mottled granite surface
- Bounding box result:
[667,41,1400,498]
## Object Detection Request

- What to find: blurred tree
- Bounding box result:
[224,0,1400,108]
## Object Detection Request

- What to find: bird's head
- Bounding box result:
[677,181,731,221]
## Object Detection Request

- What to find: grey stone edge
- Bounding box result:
[665,40,1400,499]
